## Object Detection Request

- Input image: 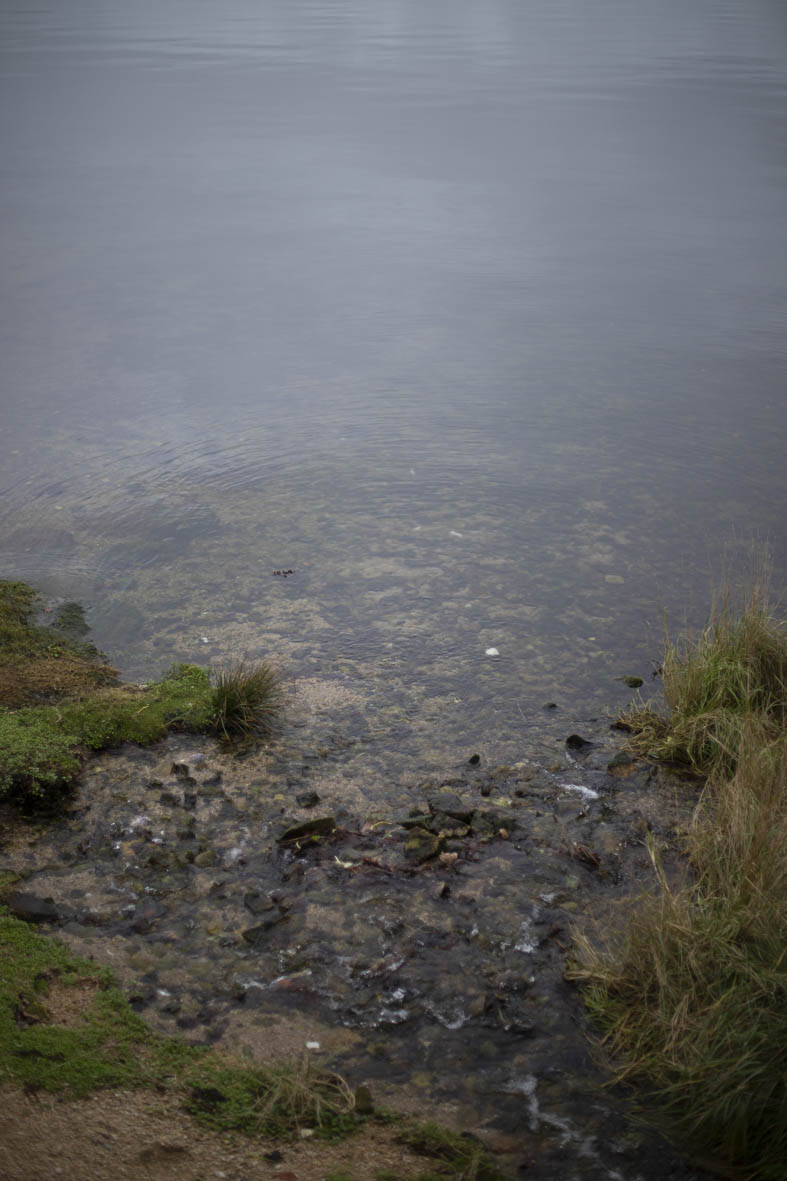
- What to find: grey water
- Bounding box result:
[2,0,786,706]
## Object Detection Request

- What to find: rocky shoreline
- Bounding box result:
[0,674,718,1181]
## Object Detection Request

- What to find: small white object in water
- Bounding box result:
[200,636,209,644]
[560,783,599,800]
[305,1040,321,1050]
[515,920,538,953]
[449,529,463,537]
[485,647,500,656]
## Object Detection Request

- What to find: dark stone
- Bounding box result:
[354,1085,374,1114]
[621,675,644,688]
[7,892,59,923]
[264,1151,284,1164]
[202,771,223,786]
[131,902,167,934]
[396,810,430,829]
[479,783,492,798]
[243,891,278,917]
[158,791,179,807]
[467,753,480,766]
[295,791,321,809]
[183,792,197,809]
[427,811,470,839]
[607,750,637,771]
[277,816,336,844]
[402,827,442,864]
[193,849,216,868]
[146,779,164,789]
[543,702,558,710]
[242,914,284,944]
[566,734,593,751]
[427,793,474,824]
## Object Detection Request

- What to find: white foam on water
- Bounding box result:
[560,783,599,799]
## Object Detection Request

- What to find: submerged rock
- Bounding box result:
[278,816,337,844]
[402,827,443,864]
[6,891,59,923]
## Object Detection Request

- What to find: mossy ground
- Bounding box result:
[0,907,507,1178]
[0,580,117,709]
[0,580,281,807]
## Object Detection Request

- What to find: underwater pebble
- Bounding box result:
[485,647,499,656]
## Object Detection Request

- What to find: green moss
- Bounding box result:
[0,663,214,806]
[0,908,354,1135]
[396,1122,508,1181]
[0,579,117,708]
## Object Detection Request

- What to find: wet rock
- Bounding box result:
[467,753,481,765]
[171,767,197,786]
[295,791,321,809]
[278,816,337,845]
[402,827,442,864]
[607,750,637,774]
[565,734,593,751]
[243,891,278,917]
[396,810,430,829]
[183,792,197,810]
[172,753,206,774]
[7,892,59,923]
[426,792,474,824]
[242,906,286,943]
[620,675,644,688]
[131,902,167,934]
[193,849,217,868]
[427,812,470,839]
[158,791,179,807]
[473,809,517,839]
[543,701,558,710]
[354,1084,374,1114]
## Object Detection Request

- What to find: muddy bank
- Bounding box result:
[0,674,718,1181]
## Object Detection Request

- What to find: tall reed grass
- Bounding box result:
[571,572,787,1178]
[621,573,787,777]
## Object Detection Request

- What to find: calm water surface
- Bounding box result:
[2,0,786,703]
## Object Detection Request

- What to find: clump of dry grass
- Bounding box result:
[620,570,787,778]
[570,725,787,1177]
[210,659,283,742]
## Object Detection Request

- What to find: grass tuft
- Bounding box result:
[621,570,787,778]
[577,565,787,1176]
[211,659,283,742]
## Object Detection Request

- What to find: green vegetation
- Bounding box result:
[212,657,283,743]
[0,906,355,1137]
[0,663,215,805]
[0,579,117,708]
[0,908,508,1177]
[0,580,284,806]
[571,576,787,1180]
[395,1122,508,1180]
[619,573,787,778]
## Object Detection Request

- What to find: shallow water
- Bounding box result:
[1,1,786,1176]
